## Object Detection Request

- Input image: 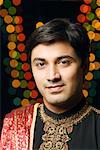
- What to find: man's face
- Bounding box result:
[31,42,83,107]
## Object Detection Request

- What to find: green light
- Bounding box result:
[8,7,16,15]
[4,0,12,8]
[13,97,21,106]
[19,71,24,79]
[23,90,30,98]
[20,80,27,88]
[86,12,95,21]
[16,62,22,70]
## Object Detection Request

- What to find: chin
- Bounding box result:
[45,95,70,105]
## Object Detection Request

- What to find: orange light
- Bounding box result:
[80,4,91,14]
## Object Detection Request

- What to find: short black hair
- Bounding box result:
[26,18,90,66]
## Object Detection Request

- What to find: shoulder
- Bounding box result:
[89,106,100,124]
[5,103,34,119]
[3,103,39,128]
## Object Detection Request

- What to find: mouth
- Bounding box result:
[46,84,65,93]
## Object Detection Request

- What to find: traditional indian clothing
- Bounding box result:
[0,100,100,150]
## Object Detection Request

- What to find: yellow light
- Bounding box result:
[89,53,95,62]
[21,99,30,106]
[96,0,100,6]
[6,24,15,33]
[85,72,93,81]
[82,89,88,97]
[87,31,95,40]
[89,63,95,71]
[0,0,3,6]
[12,79,20,88]
[36,22,44,28]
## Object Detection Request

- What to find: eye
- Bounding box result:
[59,59,72,65]
[36,62,46,69]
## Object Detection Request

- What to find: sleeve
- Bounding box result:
[0,112,14,150]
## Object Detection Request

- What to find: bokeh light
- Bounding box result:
[24,72,32,80]
[82,89,88,97]
[17,43,25,52]
[80,4,91,14]
[22,63,30,71]
[0,9,8,17]
[4,0,11,8]
[0,0,3,6]
[36,21,44,28]
[11,69,19,78]
[23,90,31,98]
[20,53,27,61]
[28,81,35,90]
[85,72,93,81]
[19,71,24,79]
[8,6,16,15]
[15,24,23,33]
[8,34,17,42]
[21,99,30,106]
[89,53,95,62]
[17,33,26,41]
[77,0,100,102]
[4,15,13,24]
[10,59,18,68]
[9,50,18,58]
[8,42,16,50]
[14,16,23,24]
[12,0,21,6]
[30,90,38,99]
[13,97,21,106]
[6,24,15,33]
[12,79,20,88]
[2,0,99,107]
[20,80,28,88]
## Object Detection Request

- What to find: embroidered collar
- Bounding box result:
[38,100,93,150]
[39,100,92,127]
[43,99,86,120]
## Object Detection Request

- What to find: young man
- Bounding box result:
[1,18,100,150]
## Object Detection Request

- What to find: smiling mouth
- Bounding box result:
[46,84,64,93]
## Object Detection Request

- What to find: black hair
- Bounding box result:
[26,18,90,66]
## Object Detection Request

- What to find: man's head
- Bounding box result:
[27,18,90,110]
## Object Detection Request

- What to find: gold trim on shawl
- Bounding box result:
[29,103,40,150]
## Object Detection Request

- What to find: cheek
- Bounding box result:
[32,71,45,86]
[62,67,82,82]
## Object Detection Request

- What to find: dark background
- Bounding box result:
[1,0,100,128]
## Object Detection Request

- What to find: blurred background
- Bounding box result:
[0,0,100,129]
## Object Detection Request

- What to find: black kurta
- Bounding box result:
[33,100,100,150]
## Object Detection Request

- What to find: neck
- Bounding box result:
[43,94,84,114]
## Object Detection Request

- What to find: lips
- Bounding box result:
[46,84,64,93]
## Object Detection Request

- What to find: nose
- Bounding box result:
[47,65,61,82]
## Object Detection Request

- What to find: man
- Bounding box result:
[0,18,100,150]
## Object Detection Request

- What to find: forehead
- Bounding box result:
[31,42,80,61]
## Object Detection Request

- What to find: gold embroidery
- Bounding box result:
[91,107,100,114]
[39,103,93,150]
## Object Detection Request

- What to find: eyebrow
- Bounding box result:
[57,56,75,61]
[32,55,75,63]
[33,58,45,63]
